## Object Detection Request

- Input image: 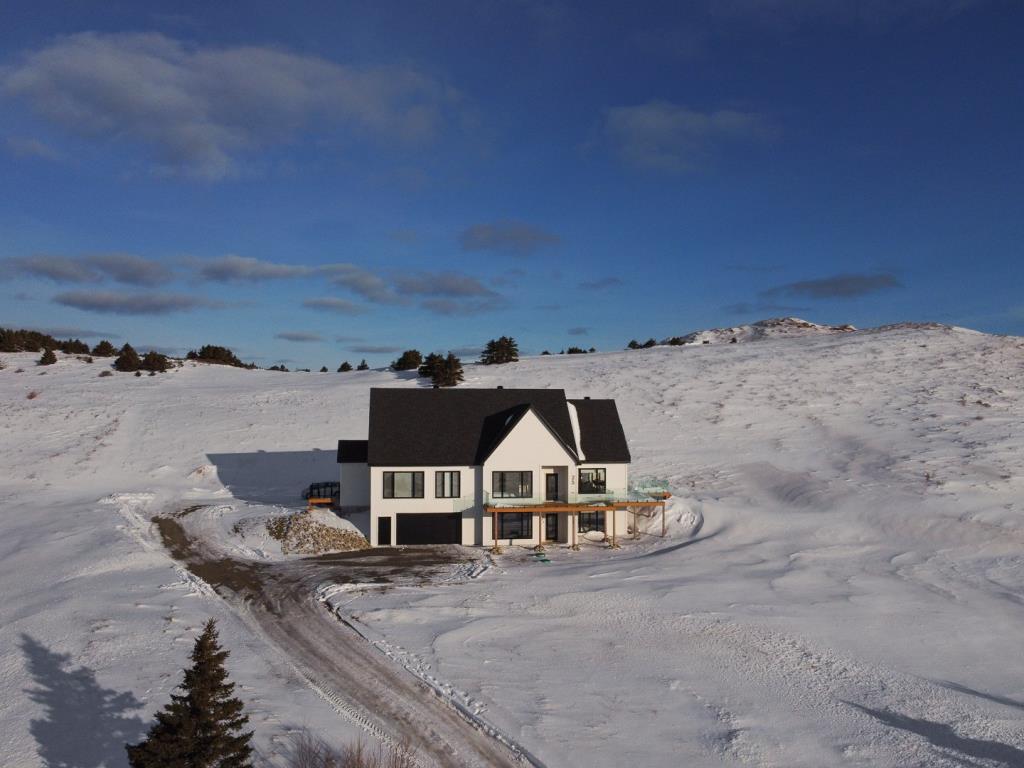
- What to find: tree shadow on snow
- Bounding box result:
[937,680,1024,711]
[207,449,340,506]
[847,702,1024,767]
[21,634,147,768]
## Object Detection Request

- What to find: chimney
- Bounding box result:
[497,385,503,389]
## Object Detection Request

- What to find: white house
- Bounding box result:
[337,387,648,548]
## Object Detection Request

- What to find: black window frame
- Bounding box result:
[578,467,607,494]
[382,471,425,499]
[492,470,533,499]
[498,512,533,539]
[435,470,461,499]
[578,511,605,533]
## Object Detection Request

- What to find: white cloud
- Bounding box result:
[5,136,58,160]
[2,32,460,179]
[198,255,309,282]
[54,290,217,315]
[302,297,366,315]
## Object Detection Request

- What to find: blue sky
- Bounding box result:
[1,0,1021,367]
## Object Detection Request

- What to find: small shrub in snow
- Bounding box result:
[26,390,39,400]
[320,366,328,372]
[98,370,113,377]
[38,348,57,366]
[141,350,170,373]
[134,370,142,377]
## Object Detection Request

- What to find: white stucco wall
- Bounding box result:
[368,465,476,545]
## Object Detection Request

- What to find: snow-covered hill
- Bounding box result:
[2,322,1023,767]
[664,315,857,345]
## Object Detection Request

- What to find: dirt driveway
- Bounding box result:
[156,515,532,768]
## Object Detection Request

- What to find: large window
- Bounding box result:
[383,471,424,499]
[435,471,460,498]
[578,468,607,494]
[498,512,533,539]
[578,511,605,533]
[492,471,533,499]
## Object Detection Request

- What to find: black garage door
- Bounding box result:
[396,513,461,545]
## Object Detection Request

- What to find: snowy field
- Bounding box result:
[2,322,1023,767]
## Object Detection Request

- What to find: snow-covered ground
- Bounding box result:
[2,322,1023,767]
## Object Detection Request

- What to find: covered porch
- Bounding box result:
[484,494,670,551]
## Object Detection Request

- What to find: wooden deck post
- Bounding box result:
[492,508,498,550]
[661,502,666,537]
[611,507,617,547]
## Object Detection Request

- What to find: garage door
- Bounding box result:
[396,513,461,545]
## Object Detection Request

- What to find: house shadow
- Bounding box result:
[21,634,148,768]
[207,449,339,506]
[847,702,1024,767]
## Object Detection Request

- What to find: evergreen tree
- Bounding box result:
[417,352,444,379]
[641,338,657,349]
[391,349,423,371]
[319,366,328,372]
[541,350,551,355]
[566,346,587,355]
[356,359,369,371]
[114,344,142,372]
[38,348,57,366]
[92,339,117,357]
[479,336,519,365]
[60,338,90,354]
[432,353,464,387]
[588,347,596,353]
[337,361,353,372]
[141,350,170,373]
[126,619,253,768]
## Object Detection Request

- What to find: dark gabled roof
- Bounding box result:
[569,398,631,463]
[337,439,369,463]
[366,388,580,466]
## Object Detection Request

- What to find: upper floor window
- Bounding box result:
[383,471,424,499]
[492,471,533,498]
[435,470,460,498]
[578,468,607,494]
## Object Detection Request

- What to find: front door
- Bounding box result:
[545,513,559,541]
[377,516,392,547]
[545,473,559,501]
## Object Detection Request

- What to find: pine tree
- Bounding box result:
[126,619,253,768]
[479,336,519,365]
[356,359,369,371]
[114,344,141,372]
[92,340,117,357]
[417,352,444,379]
[319,366,328,372]
[541,350,551,355]
[141,350,170,373]
[38,348,57,366]
[391,349,422,371]
[641,338,657,349]
[432,353,464,387]
[337,361,353,372]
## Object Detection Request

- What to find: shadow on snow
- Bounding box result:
[207,449,339,506]
[21,634,147,768]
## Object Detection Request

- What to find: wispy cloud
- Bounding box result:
[334,334,364,343]
[393,270,497,298]
[5,136,58,160]
[459,220,560,256]
[568,326,589,335]
[760,272,902,299]
[54,290,217,315]
[350,344,401,354]
[602,100,775,172]
[420,298,506,316]
[25,325,119,339]
[723,301,809,315]
[302,297,367,315]
[1,32,461,179]
[197,255,308,282]
[1,253,172,285]
[276,331,323,342]
[579,276,624,290]
[322,263,404,304]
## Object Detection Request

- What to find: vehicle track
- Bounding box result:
[154,516,529,768]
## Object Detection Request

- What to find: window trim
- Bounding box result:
[435,470,461,499]
[498,512,534,539]
[491,470,533,499]
[382,471,425,499]
[578,510,605,533]
[578,467,607,494]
